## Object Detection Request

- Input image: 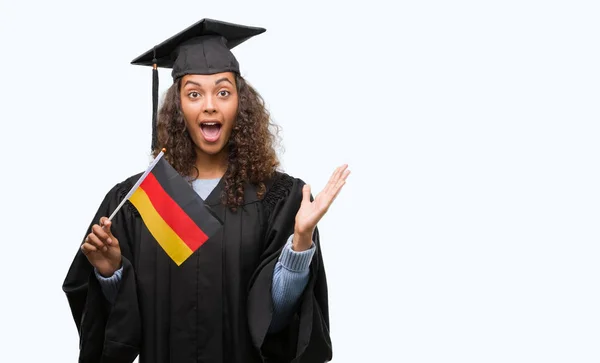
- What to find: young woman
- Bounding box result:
[62,19,349,363]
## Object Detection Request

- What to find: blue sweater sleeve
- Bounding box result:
[94,267,123,304]
[269,234,316,333]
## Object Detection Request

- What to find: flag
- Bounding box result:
[110,150,223,266]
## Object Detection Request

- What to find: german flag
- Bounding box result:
[119,150,222,265]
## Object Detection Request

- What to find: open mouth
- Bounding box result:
[199,121,222,142]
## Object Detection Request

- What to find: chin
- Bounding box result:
[197,142,228,156]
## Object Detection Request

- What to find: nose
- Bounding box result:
[203,94,217,114]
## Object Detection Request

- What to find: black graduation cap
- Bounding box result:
[131,18,266,150]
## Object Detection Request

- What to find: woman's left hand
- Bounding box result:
[293,164,350,251]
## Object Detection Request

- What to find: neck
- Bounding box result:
[193,148,228,179]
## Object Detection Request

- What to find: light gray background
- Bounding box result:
[1,0,599,362]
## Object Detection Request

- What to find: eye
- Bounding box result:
[188,91,200,99]
[218,90,230,97]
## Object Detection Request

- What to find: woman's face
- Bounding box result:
[180,72,238,156]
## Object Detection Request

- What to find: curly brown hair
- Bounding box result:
[152,74,281,210]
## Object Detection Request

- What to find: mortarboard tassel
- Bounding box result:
[151,46,159,152]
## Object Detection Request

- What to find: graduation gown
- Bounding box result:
[62,171,332,363]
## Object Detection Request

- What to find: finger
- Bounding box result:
[323,165,344,194]
[339,168,351,181]
[332,164,348,183]
[92,224,113,246]
[325,164,348,195]
[100,217,115,239]
[81,242,98,255]
[334,170,350,189]
[330,170,350,201]
[302,184,311,202]
[321,168,338,195]
[87,233,108,252]
[100,217,110,228]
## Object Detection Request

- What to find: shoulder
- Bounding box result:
[98,171,144,216]
[107,172,144,198]
[264,170,304,195]
[261,170,305,211]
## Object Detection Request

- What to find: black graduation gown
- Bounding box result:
[62,171,332,363]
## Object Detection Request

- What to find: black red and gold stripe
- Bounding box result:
[129,157,222,265]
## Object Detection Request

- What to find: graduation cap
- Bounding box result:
[131,18,266,150]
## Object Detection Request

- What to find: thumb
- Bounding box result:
[302,184,311,203]
[100,217,115,237]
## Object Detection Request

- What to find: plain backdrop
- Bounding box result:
[1,0,599,362]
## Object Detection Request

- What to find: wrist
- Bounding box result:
[98,268,117,278]
[98,259,122,278]
[292,229,313,251]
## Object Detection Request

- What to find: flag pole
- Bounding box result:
[106,148,167,223]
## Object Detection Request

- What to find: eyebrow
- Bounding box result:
[183,80,202,88]
[183,78,234,88]
[215,77,234,86]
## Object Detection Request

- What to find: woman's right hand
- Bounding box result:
[81,216,123,277]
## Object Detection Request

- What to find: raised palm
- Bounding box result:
[295,164,350,236]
